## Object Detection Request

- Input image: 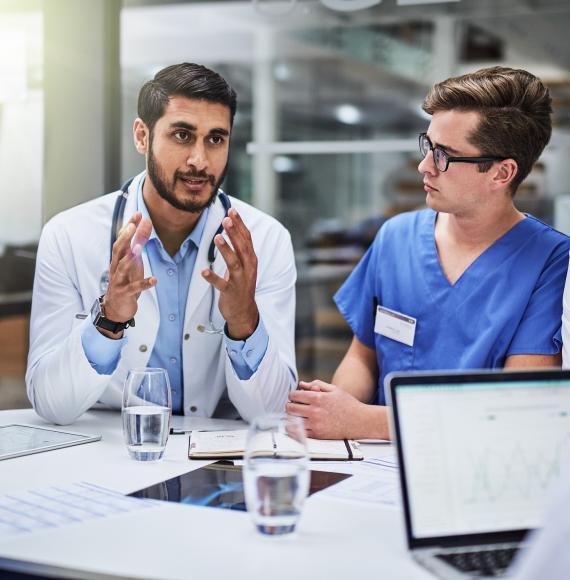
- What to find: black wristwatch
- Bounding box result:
[91,296,135,334]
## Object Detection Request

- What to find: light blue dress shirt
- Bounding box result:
[82,179,269,413]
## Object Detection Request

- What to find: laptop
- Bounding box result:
[386,368,570,579]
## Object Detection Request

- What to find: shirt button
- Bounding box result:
[139,345,148,353]
[170,357,177,364]
[169,314,176,322]
[167,268,175,276]
[246,349,253,358]
[190,406,198,413]
[230,349,238,357]
[184,333,190,341]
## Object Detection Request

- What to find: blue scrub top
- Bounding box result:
[334,209,570,405]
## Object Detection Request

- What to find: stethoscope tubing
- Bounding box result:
[100,177,231,332]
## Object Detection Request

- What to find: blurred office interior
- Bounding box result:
[2,0,570,409]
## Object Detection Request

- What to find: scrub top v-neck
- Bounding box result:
[335,209,570,405]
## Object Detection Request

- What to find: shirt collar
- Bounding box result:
[136,175,209,254]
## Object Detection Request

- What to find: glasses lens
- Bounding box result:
[419,134,430,157]
[434,148,448,171]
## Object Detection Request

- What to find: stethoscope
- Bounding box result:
[99,176,231,335]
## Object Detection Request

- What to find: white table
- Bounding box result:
[0,409,432,580]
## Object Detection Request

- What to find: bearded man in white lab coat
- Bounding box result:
[26,63,296,425]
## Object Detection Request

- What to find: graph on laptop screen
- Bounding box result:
[396,380,570,539]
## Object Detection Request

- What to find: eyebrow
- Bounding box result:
[426,134,461,156]
[169,121,230,137]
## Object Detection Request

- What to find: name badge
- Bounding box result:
[374,306,416,347]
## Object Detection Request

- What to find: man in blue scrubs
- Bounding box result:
[288,66,570,440]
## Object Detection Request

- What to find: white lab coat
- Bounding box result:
[26,172,297,425]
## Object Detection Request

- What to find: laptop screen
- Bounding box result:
[392,374,570,541]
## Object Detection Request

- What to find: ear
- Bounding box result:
[133,118,149,155]
[490,158,518,192]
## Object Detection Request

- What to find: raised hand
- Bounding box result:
[101,212,156,337]
[202,208,259,340]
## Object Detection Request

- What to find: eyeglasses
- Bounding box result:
[419,133,505,172]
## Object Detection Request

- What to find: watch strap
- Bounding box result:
[93,296,135,334]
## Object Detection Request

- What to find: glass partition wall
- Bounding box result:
[121,0,570,382]
[0,3,42,409]
[3,0,570,409]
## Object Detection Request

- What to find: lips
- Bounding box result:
[424,181,438,193]
[179,177,209,192]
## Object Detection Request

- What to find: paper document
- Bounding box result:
[315,471,400,507]
[0,482,157,541]
[312,451,400,506]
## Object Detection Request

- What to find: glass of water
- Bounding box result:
[122,368,172,461]
[244,414,310,535]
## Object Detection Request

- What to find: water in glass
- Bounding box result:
[122,368,171,462]
[122,405,170,461]
[244,458,309,534]
[244,414,309,535]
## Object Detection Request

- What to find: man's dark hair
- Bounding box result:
[422,66,552,195]
[137,62,237,133]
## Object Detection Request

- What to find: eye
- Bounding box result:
[209,134,225,146]
[174,130,190,143]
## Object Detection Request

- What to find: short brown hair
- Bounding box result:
[422,66,552,194]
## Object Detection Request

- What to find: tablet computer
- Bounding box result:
[0,424,102,461]
[129,461,351,511]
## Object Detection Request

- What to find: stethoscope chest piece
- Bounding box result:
[99,270,110,294]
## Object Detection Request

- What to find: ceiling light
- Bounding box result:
[335,104,362,125]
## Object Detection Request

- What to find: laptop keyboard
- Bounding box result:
[436,547,518,577]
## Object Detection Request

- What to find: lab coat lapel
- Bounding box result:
[184,196,227,324]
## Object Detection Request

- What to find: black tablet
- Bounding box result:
[129,461,351,511]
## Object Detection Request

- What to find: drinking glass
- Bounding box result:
[244,414,310,535]
[122,368,172,461]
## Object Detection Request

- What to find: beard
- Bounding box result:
[147,138,228,214]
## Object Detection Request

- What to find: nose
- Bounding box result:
[418,149,437,176]
[186,143,208,172]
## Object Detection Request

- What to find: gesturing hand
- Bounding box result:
[102,212,156,337]
[202,208,259,340]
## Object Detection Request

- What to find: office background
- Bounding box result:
[2,0,570,409]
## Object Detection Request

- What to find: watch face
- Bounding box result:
[91,297,103,323]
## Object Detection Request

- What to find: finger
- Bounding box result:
[117,212,141,237]
[289,390,320,405]
[126,276,157,296]
[126,211,142,229]
[286,401,311,418]
[202,268,229,292]
[222,216,252,264]
[213,234,241,272]
[111,222,136,276]
[114,248,145,282]
[299,380,334,392]
[228,208,253,244]
[131,218,152,250]
[298,382,322,392]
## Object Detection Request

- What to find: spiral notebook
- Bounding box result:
[188,429,363,461]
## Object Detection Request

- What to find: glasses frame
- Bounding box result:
[419,133,505,172]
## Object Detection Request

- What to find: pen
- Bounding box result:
[169,428,187,435]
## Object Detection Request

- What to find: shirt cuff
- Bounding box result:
[81,321,127,375]
[224,317,269,380]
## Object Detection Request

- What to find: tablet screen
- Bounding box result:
[0,424,101,460]
[129,461,351,511]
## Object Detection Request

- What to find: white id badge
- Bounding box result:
[374,306,416,347]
